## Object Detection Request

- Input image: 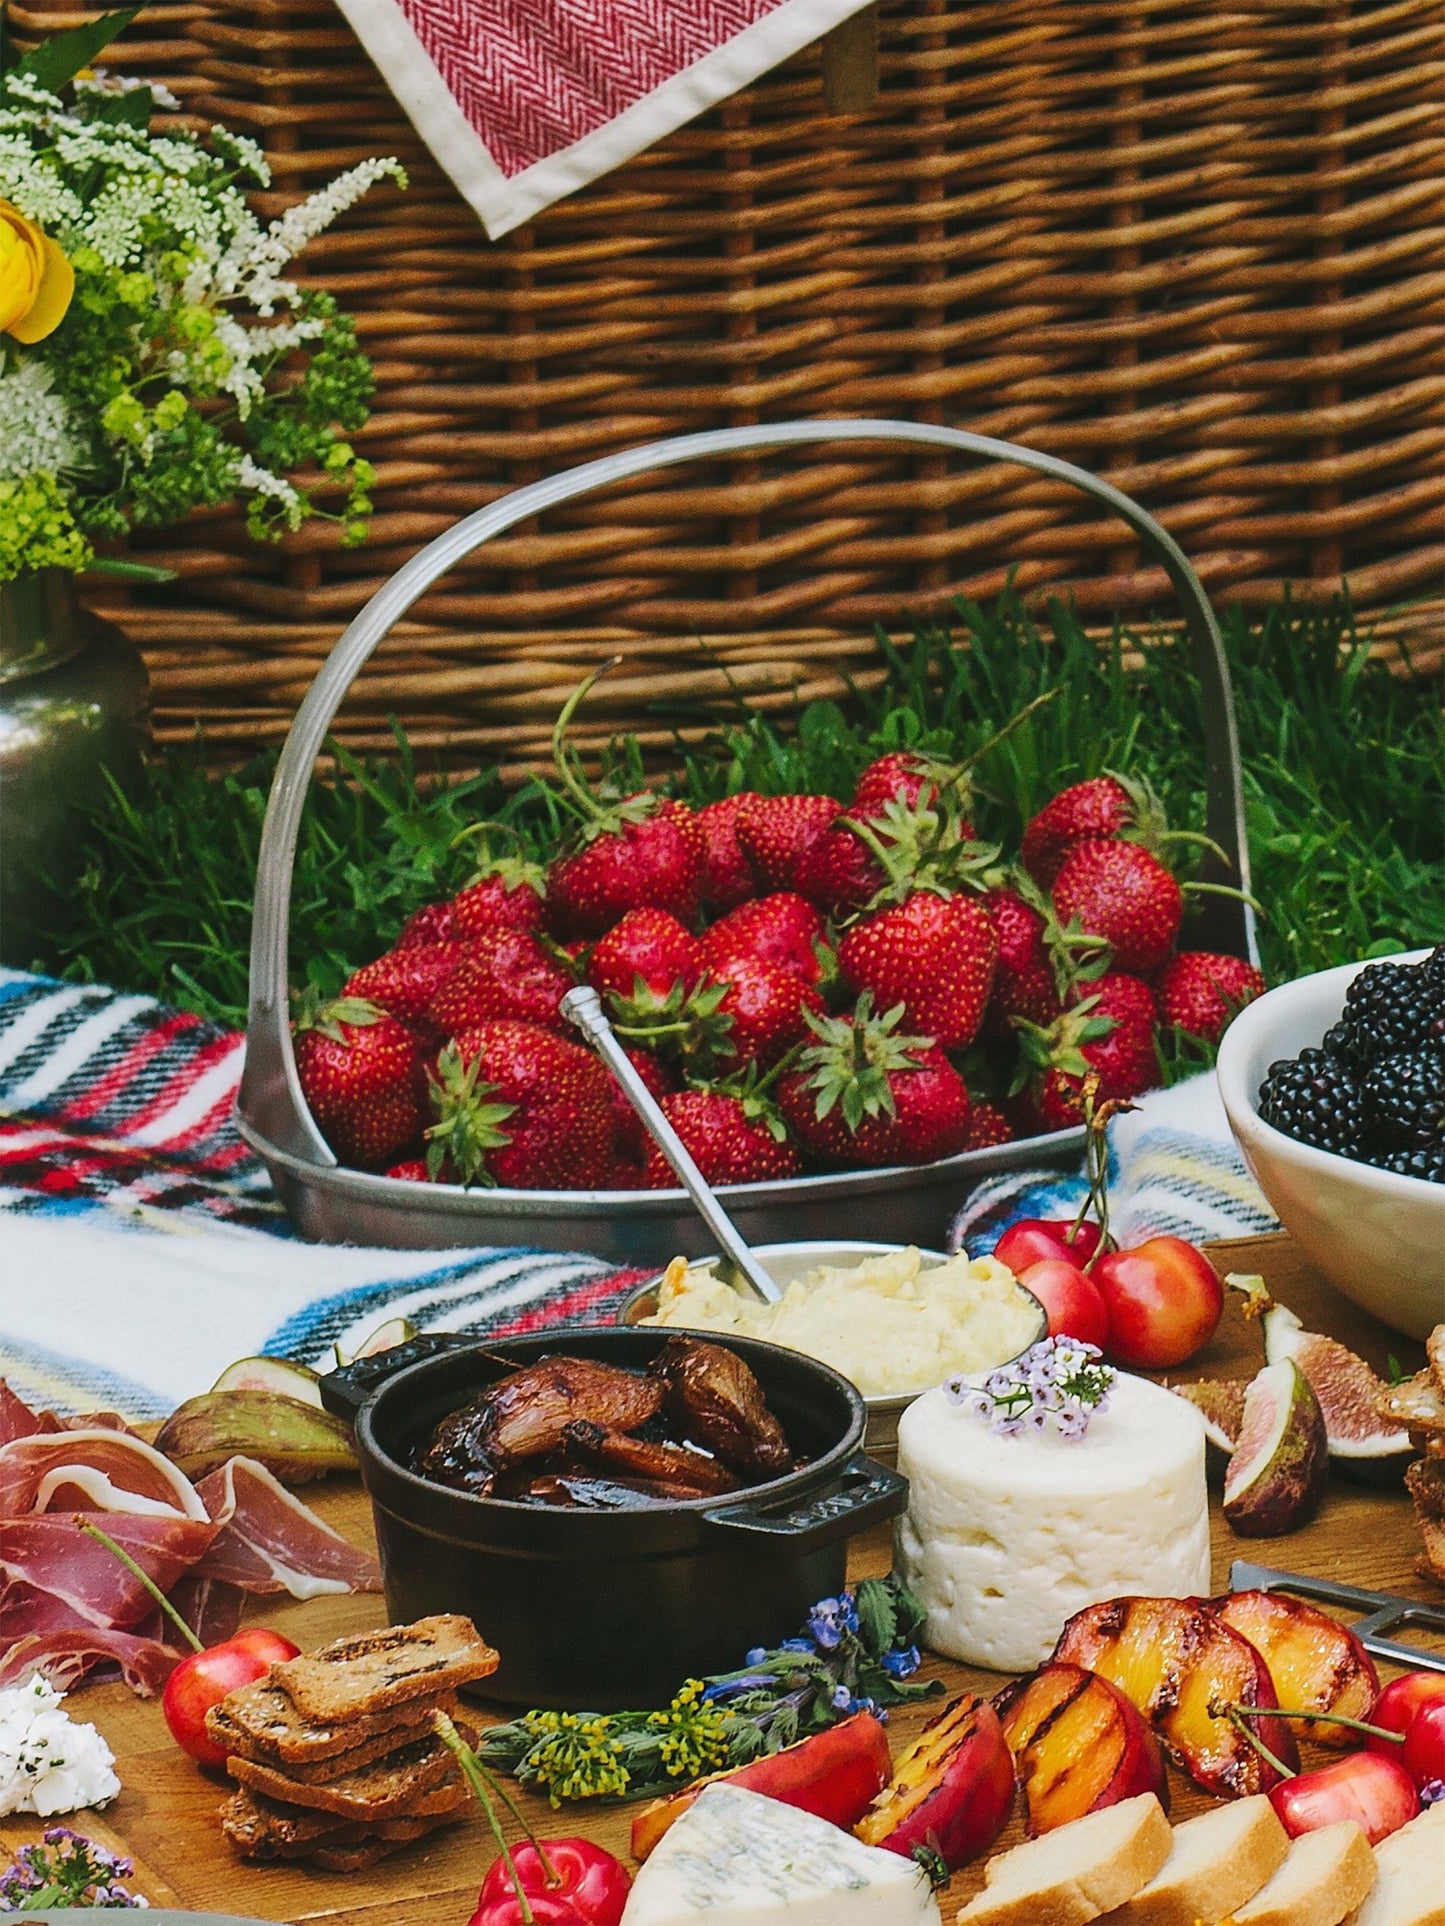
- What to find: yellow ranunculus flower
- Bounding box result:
[0,200,74,344]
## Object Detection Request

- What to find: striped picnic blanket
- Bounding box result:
[0,969,1276,1419]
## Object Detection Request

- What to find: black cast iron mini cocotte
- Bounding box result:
[321,1326,905,1708]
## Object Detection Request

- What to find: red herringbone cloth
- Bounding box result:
[331,0,877,235]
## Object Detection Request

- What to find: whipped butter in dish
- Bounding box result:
[895,1343,1210,1673]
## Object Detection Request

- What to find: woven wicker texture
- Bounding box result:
[10,0,1445,762]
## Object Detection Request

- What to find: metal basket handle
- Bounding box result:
[242,420,1256,1166]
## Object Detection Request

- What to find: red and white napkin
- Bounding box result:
[331,0,877,236]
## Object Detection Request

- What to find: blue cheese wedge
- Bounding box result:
[621,1783,942,1924]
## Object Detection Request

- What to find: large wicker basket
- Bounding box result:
[10,0,1444,763]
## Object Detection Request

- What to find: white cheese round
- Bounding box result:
[894,1370,1211,1672]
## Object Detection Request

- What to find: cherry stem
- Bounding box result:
[1215,1701,1403,1745]
[433,1712,560,1921]
[72,1516,204,1654]
[1217,1704,1296,1781]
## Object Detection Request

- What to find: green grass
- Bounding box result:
[34,592,1445,1027]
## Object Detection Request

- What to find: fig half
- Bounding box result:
[1223,1358,1329,1537]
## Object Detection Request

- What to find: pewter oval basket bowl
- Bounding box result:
[238,420,1257,1263]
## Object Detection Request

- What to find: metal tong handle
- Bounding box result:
[1231,1559,1445,1674]
[561,986,783,1304]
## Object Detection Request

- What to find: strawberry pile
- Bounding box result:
[292,682,1265,1194]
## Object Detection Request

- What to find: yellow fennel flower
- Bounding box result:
[0,201,74,343]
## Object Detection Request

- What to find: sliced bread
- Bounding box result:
[1102,1795,1291,1926]
[225,1726,471,1819]
[958,1793,1173,1926]
[269,1614,499,1721]
[1229,1821,1376,1926]
[1343,1802,1445,1926]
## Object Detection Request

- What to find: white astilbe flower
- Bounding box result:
[236,454,302,526]
[215,156,401,313]
[246,314,326,357]
[1,72,63,111]
[208,125,269,184]
[0,357,88,481]
[211,311,265,417]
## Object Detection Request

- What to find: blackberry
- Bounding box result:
[1361,1046,1445,1145]
[1327,959,1445,1067]
[1368,1141,1445,1184]
[1258,1048,1369,1157]
[1426,945,1445,989]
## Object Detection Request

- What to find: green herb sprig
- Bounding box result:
[476,1575,941,1807]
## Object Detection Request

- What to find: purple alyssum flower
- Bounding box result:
[946,1335,1115,1440]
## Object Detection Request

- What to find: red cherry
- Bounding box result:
[994,1217,1104,1274]
[162,1627,301,1769]
[1091,1236,1224,1369]
[1017,1259,1110,1349]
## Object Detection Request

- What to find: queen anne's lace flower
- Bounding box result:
[0,355,87,480]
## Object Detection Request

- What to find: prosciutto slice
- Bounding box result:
[0,1379,379,1695]
[194,1459,380,1598]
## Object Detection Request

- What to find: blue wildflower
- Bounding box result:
[880,1644,921,1679]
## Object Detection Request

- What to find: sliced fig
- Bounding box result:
[1051,1595,1297,1796]
[336,1315,419,1365]
[1172,1378,1246,1466]
[156,1390,356,1482]
[1209,1589,1378,1748]
[1228,1275,1412,1480]
[1223,1359,1329,1537]
[210,1355,324,1407]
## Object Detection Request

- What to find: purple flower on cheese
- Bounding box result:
[946,1335,1114,1440]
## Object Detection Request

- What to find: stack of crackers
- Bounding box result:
[208,1614,499,1871]
[1379,1322,1445,1584]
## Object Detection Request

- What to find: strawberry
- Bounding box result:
[386,1157,432,1182]
[1157,950,1266,1044]
[587,908,704,1003]
[396,900,456,947]
[1051,837,1183,974]
[427,927,573,1035]
[713,956,825,1069]
[643,1088,802,1188]
[837,890,998,1049]
[965,1101,1015,1150]
[609,1045,678,1162]
[344,941,464,1023]
[294,994,423,1171]
[1011,969,1158,1129]
[1022,775,1138,887]
[697,793,762,909]
[980,885,1059,1030]
[792,810,889,915]
[852,749,975,830]
[427,1022,613,1189]
[450,851,547,939]
[702,893,828,985]
[793,782,991,918]
[543,668,703,937]
[779,996,972,1167]
[734,793,840,893]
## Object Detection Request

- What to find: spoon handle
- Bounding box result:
[561,986,783,1304]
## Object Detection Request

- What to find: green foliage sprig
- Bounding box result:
[0,14,400,578]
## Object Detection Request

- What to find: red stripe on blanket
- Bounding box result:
[58,1011,203,1126]
[119,1033,243,1149]
[489,1268,652,1334]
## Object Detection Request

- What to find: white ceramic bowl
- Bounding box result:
[1216,949,1445,1339]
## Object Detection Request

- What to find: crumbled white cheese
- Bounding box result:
[0,1675,121,1816]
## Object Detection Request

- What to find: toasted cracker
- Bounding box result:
[209,1690,464,1782]
[269,1614,498,1723]
[309,1806,467,1873]
[1406,1454,1445,1584]
[208,1676,458,1765]
[226,1727,471,1820]
[220,1787,363,1860]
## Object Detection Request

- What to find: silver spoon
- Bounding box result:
[561,985,784,1304]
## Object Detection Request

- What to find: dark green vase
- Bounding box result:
[0,570,150,968]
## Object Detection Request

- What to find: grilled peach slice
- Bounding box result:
[994,1662,1168,1836]
[1210,1590,1379,1749]
[855,1693,1015,1871]
[1052,1596,1299,1796]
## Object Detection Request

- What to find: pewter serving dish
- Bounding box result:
[620,1238,1049,1461]
[238,419,1256,1261]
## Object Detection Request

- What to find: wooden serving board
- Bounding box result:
[3,1234,1438,1923]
